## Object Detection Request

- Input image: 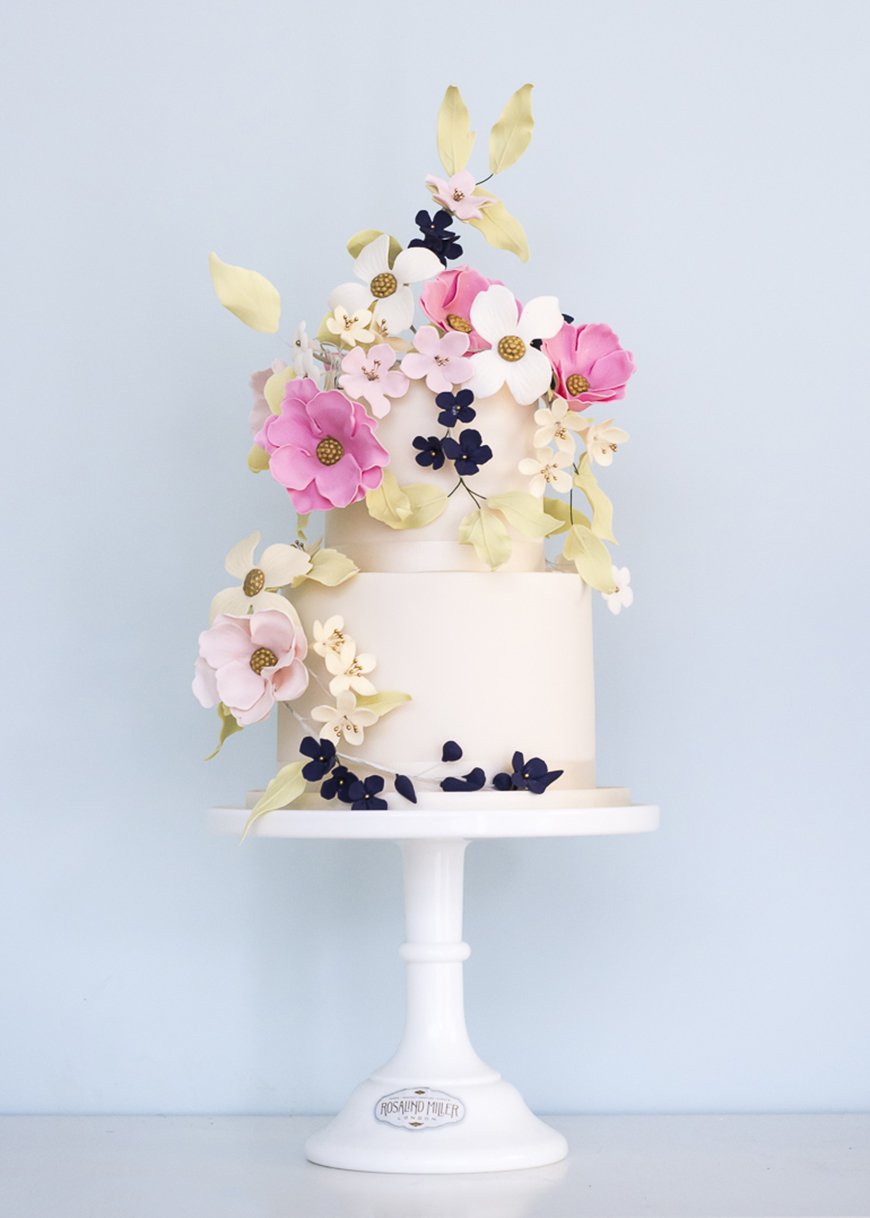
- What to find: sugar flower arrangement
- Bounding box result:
[196,85,636,830]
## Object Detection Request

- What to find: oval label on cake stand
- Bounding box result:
[375,1087,466,1130]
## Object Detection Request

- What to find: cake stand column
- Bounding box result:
[304,835,568,1174]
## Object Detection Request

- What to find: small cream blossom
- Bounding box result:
[579,418,630,467]
[534,396,584,454]
[291,321,319,376]
[312,616,354,660]
[518,448,574,497]
[602,566,634,615]
[209,532,311,621]
[311,690,377,745]
[325,641,377,696]
[325,303,376,347]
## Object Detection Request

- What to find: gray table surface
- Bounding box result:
[1,1114,868,1217]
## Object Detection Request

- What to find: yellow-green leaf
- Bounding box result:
[365,469,413,528]
[394,483,449,530]
[542,496,591,533]
[247,443,269,473]
[488,491,561,538]
[264,365,296,413]
[208,252,281,333]
[467,198,530,262]
[242,761,306,841]
[563,524,617,592]
[488,84,534,174]
[347,230,402,266]
[574,454,616,543]
[436,85,476,176]
[458,507,512,569]
[356,690,412,719]
[205,703,243,761]
[303,547,359,587]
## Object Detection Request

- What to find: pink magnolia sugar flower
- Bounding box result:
[257,378,389,513]
[339,343,409,419]
[401,325,474,394]
[425,170,493,221]
[542,323,636,410]
[249,359,288,437]
[420,266,507,353]
[193,609,309,727]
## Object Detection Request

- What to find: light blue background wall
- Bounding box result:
[2,0,868,1114]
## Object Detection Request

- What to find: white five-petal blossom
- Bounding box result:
[311,690,378,745]
[325,640,377,697]
[209,532,311,621]
[518,448,574,497]
[534,395,585,454]
[602,566,634,615]
[291,321,320,376]
[325,298,376,347]
[466,285,564,406]
[312,616,355,660]
[579,418,631,467]
[330,234,441,337]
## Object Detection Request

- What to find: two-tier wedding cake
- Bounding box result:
[194,84,636,834]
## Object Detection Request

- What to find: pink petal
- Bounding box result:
[272,659,310,702]
[445,355,473,384]
[192,657,219,708]
[439,330,471,358]
[269,445,320,491]
[588,349,636,393]
[263,410,315,453]
[359,465,384,491]
[313,454,363,508]
[285,482,334,513]
[577,324,623,365]
[425,366,454,394]
[249,610,295,657]
[199,618,252,668]
[402,352,434,381]
[413,326,442,356]
[234,686,275,726]
[380,369,409,398]
[303,390,354,441]
[216,659,267,713]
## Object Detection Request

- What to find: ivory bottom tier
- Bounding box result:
[279,571,605,799]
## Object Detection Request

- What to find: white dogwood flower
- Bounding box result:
[533,395,584,454]
[311,690,378,745]
[467,285,563,405]
[579,418,630,467]
[331,234,441,336]
[518,448,574,497]
[602,566,634,615]
[209,532,311,621]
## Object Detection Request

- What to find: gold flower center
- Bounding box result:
[451,188,465,201]
[316,436,344,466]
[566,373,590,396]
[370,272,397,298]
[497,334,526,362]
[249,647,278,675]
[242,568,265,597]
[446,313,472,333]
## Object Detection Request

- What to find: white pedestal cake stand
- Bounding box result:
[211,794,659,1174]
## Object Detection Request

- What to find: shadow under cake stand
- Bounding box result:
[211,789,659,1174]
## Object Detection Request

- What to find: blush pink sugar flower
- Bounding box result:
[193,609,309,727]
[542,323,636,410]
[401,325,474,394]
[420,266,507,354]
[339,343,409,419]
[424,170,493,221]
[257,378,389,513]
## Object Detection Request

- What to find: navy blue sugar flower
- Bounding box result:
[300,736,337,781]
[494,751,563,794]
[348,775,388,811]
[394,774,418,804]
[413,434,446,470]
[321,764,357,803]
[436,390,476,428]
[440,767,486,792]
[442,428,492,477]
[408,209,463,265]
[441,740,463,762]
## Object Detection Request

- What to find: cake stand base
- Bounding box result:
[211,798,658,1174]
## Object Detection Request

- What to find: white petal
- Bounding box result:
[503,347,554,405]
[470,284,519,344]
[552,469,573,494]
[260,543,312,586]
[224,531,260,579]
[516,296,564,343]
[392,245,442,285]
[466,349,507,400]
[529,473,546,497]
[254,590,304,622]
[374,288,414,334]
[353,233,390,283]
[209,586,250,621]
[518,457,542,475]
[621,587,634,608]
[615,566,631,587]
[328,282,371,314]
[605,595,622,615]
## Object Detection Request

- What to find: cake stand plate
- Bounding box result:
[211,795,658,1174]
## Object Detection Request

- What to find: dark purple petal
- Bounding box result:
[441,740,463,762]
[395,774,418,804]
